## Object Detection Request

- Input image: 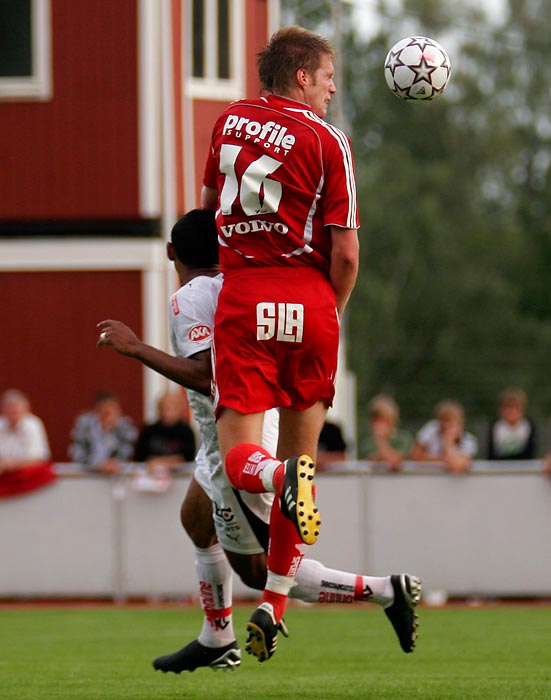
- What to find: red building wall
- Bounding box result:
[245,0,270,95]
[0,0,274,463]
[190,0,268,205]
[0,0,139,221]
[1,270,143,462]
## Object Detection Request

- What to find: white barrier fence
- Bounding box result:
[1,462,550,601]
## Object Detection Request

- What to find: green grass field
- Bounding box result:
[1,604,550,700]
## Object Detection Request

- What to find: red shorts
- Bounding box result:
[213,267,339,415]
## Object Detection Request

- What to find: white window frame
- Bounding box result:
[0,0,52,101]
[185,0,244,101]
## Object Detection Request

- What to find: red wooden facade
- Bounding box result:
[0,0,140,221]
[0,0,275,461]
[1,270,143,462]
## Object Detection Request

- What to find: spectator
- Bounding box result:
[543,425,551,474]
[0,389,56,498]
[411,399,478,473]
[364,395,413,471]
[69,390,137,474]
[317,419,347,469]
[0,389,50,472]
[487,387,537,460]
[134,390,196,472]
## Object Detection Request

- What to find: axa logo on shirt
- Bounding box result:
[222,115,296,153]
[188,325,212,341]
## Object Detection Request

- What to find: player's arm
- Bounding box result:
[97,319,211,395]
[201,185,218,211]
[330,225,359,316]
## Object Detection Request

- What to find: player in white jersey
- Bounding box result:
[168,270,277,558]
[98,209,420,672]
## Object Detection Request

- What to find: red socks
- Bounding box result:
[225,443,284,493]
[225,443,304,624]
[262,589,288,622]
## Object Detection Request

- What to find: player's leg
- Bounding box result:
[224,550,267,589]
[180,475,217,548]
[257,401,327,604]
[221,405,323,541]
[291,559,421,653]
[277,401,328,460]
[242,403,327,661]
[217,409,274,490]
[210,477,271,591]
[153,477,240,673]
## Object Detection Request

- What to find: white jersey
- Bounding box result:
[170,273,225,485]
[169,273,276,554]
[0,413,50,462]
[416,419,478,458]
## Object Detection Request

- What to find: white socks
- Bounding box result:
[291,558,394,606]
[192,548,395,648]
[259,458,283,493]
[194,544,235,647]
[265,570,297,596]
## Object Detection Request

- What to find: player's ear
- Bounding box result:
[166,242,175,261]
[296,67,310,87]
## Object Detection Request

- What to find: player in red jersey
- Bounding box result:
[202,26,420,662]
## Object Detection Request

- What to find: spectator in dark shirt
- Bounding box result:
[134,390,196,473]
[317,419,347,469]
[487,388,537,460]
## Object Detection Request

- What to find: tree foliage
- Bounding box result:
[281,0,551,444]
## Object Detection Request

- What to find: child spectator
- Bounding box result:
[364,395,413,471]
[487,387,537,460]
[411,399,478,473]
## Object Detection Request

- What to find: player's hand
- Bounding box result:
[96,319,141,357]
[441,420,462,446]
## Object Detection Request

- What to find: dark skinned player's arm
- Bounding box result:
[97,319,211,396]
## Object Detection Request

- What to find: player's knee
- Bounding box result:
[238,568,266,590]
[226,553,267,590]
[236,557,266,591]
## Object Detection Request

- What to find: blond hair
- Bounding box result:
[368,394,399,423]
[435,399,464,422]
[498,387,527,409]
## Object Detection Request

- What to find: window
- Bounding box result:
[187,0,243,100]
[0,0,52,100]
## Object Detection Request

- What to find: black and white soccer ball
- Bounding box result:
[384,36,451,101]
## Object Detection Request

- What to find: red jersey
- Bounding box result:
[203,94,359,275]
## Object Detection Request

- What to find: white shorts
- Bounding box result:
[193,409,278,555]
[194,444,274,554]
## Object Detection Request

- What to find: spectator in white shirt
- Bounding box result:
[411,399,478,473]
[487,387,537,460]
[0,389,51,473]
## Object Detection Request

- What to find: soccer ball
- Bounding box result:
[384,36,451,100]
